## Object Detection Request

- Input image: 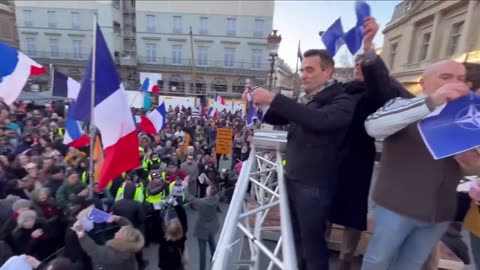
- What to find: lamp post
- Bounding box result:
[267,30,282,91]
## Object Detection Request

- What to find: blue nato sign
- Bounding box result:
[418,93,480,159]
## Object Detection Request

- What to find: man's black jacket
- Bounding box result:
[263,82,355,188]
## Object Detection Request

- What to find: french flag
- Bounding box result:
[71,24,139,191]
[207,106,217,118]
[214,94,226,105]
[63,102,89,148]
[0,42,45,104]
[140,77,159,93]
[138,102,166,134]
[51,68,81,99]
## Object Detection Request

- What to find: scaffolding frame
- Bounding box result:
[212,131,297,270]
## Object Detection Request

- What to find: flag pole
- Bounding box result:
[89,15,98,196]
[189,26,198,107]
[49,64,54,96]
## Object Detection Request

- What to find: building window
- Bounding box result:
[23,10,32,27]
[254,19,264,38]
[47,11,57,28]
[113,21,121,35]
[447,21,464,56]
[197,46,208,66]
[146,15,156,32]
[418,32,431,61]
[172,45,183,65]
[145,43,157,63]
[49,39,59,57]
[73,40,82,59]
[71,12,80,29]
[212,78,228,92]
[252,49,262,69]
[390,42,398,69]
[224,48,235,68]
[173,16,182,34]
[199,17,208,35]
[227,18,237,36]
[25,37,36,56]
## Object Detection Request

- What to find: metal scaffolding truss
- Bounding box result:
[212,131,297,270]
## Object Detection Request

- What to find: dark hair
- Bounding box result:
[303,49,335,71]
[47,257,78,270]
[355,54,365,63]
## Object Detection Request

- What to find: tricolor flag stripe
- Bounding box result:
[52,70,81,99]
[0,42,45,105]
[71,24,139,190]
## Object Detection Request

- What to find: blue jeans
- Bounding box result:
[470,233,480,270]
[361,206,448,270]
[198,234,216,270]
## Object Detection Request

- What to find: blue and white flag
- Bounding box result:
[87,207,112,223]
[418,93,480,159]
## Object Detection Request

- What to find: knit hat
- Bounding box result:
[17,210,37,226]
[12,199,31,212]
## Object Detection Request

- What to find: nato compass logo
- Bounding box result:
[455,104,480,130]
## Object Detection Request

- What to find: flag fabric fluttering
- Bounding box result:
[0,42,46,105]
[51,69,81,99]
[207,106,217,118]
[214,94,226,106]
[63,102,90,148]
[139,77,159,93]
[344,0,371,55]
[322,18,345,58]
[71,24,139,190]
[192,107,201,119]
[321,0,371,56]
[138,102,166,135]
[245,100,258,127]
[297,40,303,62]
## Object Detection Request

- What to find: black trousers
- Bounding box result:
[286,179,333,270]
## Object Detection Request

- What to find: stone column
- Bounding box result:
[458,0,477,55]
[426,12,441,62]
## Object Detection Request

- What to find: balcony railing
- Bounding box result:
[137,57,269,71]
[28,51,91,61]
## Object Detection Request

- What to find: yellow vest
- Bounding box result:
[58,128,64,136]
[464,202,480,237]
[169,182,185,203]
[282,159,286,166]
[115,182,144,203]
[145,181,166,204]
[81,171,88,184]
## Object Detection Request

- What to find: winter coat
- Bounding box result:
[79,217,144,270]
[11,218,54,260]
[112,183,146,230]
[55,182,86,213]
[329,54,407,231]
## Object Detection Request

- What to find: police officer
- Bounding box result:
[145,171,169,244]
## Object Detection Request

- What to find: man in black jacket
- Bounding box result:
[249,49,355,270]
[112,182,147,269]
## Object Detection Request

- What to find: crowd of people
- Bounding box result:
[0,99,253,270]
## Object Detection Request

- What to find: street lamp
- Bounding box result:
[267,30,282,91]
